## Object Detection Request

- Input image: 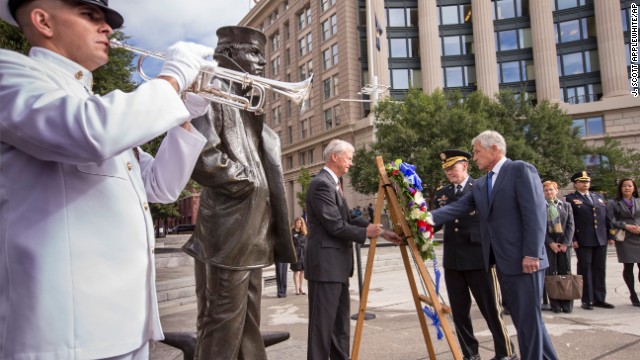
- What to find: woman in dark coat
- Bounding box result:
[607,178,640,307]
[290,217,308,295]
[542,181,576,313]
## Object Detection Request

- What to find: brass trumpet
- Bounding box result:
[109,40,313,115]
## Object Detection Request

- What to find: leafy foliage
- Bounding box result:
[586,137,640,197]
[350,89,589,207]
[0,19,29,54]
[295,167,312,213]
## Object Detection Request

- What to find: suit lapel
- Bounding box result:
[321,169,348,216]
[488,159,510,208]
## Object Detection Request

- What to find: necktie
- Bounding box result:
[337,180,344,197]
[455,184,463,197]
[487,171,494,199]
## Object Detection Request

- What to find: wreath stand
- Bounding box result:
[351,156,463,360]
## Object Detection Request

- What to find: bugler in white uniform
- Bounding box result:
[0,46,206,359]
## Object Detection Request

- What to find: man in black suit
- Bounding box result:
[565,171,615,310]
[305,139,402,360]
[434,150,516,360]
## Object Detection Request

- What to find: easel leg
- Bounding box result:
[399,244,437,359]
[350,185,385,360]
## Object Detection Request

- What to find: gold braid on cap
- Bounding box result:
[442,156,468,169]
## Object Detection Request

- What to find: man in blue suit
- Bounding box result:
[430,131,558,360]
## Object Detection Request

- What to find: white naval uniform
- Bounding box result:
[0,47,206,359]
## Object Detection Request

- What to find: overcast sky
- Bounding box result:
[114,1,254,52]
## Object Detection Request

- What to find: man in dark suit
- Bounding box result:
[305,139,402,360]
[430,131,558,360]
[565,172,615,310]
[434,150,516,360]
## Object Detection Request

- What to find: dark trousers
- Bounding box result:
[445,267,515,358]
[275,262,288,297]
[498,269,558,360]
[575,245,608,304]
[194,260,267,360]
[307,280,350,360]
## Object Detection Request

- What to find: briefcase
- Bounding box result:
[544,274,583,300]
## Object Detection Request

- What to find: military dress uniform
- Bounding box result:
[565,172,613,309]
[0,45,206,358]
[434,150,515,360]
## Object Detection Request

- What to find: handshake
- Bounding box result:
[366,224,403,245]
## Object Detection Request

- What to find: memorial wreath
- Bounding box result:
[385,159,435,261]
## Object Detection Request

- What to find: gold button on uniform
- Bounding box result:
[127,162,133,170]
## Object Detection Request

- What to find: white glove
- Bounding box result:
[158,41,214,93]
[426,213,435,226]
[183,92,210,119]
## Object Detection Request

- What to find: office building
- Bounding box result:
[239,0,639,220]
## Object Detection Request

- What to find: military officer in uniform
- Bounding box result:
[566,171,615,310]
[434,150,517,360]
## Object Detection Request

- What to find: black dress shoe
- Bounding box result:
[541,303,552,311]
[593,301,615,309]
[464,354,481,360]
[630,295,640,307]
[490,355,518,360]
[581,303,594,310]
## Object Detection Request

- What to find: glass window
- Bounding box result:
[586,50,599,72]
[461,4,472,23]
[391,69,410,89]
[388,8,406,27]
[444,67,464,87]
[443,36,462,56]
[500,61,521,82]
[408,8,419,26]
[562,52,584,75]
[622,9,628,32]
[559,20,581,42]
[583,17,597,39]
[519,28,532,48]
[412,69,423,89]
[324,109,334,129]
[441,6,459,25]
[498,30,518,51]
[410,38,420,57]
[390,38,408,57]
[586,116,604,135]
[324,79,331,100]
[463,35,474,54]
[572,115,604,136]
[556,0,584,11]
[495,0,516,19]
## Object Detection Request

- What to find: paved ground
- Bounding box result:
[151,245,640,360]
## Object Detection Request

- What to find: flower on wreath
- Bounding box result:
[385,159,435,260]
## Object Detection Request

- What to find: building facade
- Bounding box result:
[236,0,639,222]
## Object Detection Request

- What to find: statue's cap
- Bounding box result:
[216,26,266,49]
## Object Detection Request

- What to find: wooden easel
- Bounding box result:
[351,156,463,360]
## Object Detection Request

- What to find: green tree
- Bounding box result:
[295,166,312,214]
[0,19,29,54]
[586,137,640,197]
[350,89,588,207]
